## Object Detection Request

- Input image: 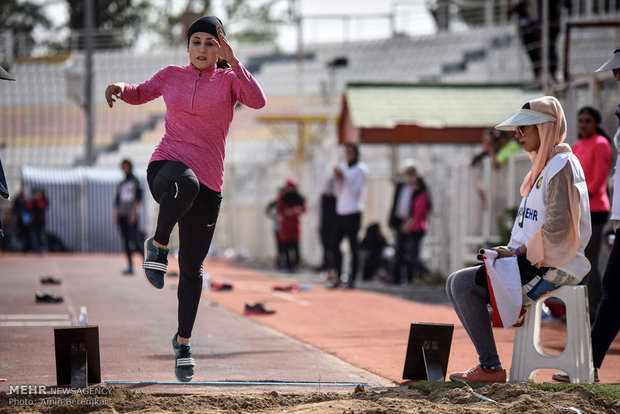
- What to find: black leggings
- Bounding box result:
[118,216,143,267]
[583,213,608,319]
[147,160,222,339]
[332,212,361,286]
[280,241,300,270]
[591,228,620,368]
[407,230,428,283]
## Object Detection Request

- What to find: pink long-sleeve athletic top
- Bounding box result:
[121,62,266,192]
[573,133,612,213]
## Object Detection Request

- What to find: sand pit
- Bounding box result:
[1,383,619,413]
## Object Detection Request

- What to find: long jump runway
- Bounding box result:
[0,253,392,394]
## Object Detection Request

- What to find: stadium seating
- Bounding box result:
[1,16,618,262]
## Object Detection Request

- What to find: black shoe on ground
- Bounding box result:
[553,368,600,383]
[40,276,61,285]
[244,302,276,315]
[329,280,341,289]
[172,333,195,382]
[552,371,570,382]
[142,237,168,289]
[35,291,63,303]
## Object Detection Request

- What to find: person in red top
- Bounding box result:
[572,106,612,322]
[277,178,306,272]
[400,176,431,283]
[26,188,48,253]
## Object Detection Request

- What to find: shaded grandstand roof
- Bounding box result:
[339,83,543,144]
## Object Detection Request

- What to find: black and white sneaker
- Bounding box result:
[172,333,195,382]
[142,237,168,289]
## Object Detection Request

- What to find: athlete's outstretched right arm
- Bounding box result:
[105,67,167,108]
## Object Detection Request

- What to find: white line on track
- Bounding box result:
[0,314,71,320]
[0,321,72,327]
[269,291,310,306]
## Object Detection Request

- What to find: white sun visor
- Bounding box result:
[495,109,556,131]
[0,66,15,81]
[595,47,620,72]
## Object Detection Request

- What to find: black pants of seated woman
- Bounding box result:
[583,212,608,321]
[591,228,620,369]
[147,160,222,339]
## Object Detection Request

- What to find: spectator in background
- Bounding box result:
[471,129,518,169]
[12,192,30,251]
[389,159,417,284]
[115,159,144,275]
[583,47,620,382]
[318,177,337,274]
[400,176,432,283]
[572,106,612,323]
[331,143,368,289]
[493,129,522,169]
[265,187,285,269]
[360,222,390,281]
[511,0,564,84]
[0,65,14,239]
[471,129,497,167]
[277,178,306,272]
[27,188,48,253]
[470,129,519,218]
[554,47,620,384]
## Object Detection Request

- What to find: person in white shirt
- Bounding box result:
[446,96,591,383]
[584,46,620,382]
[553,46,620,384]
[331,143,368,288]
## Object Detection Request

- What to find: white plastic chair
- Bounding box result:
[510,285,593,383]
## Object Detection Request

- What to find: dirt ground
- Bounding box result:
[1,383,620,413]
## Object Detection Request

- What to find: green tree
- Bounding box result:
[66,0,151,49]
[224,0,285,45]
[0,0,52,59]
[148,0,285,48]
[147,0,213,47]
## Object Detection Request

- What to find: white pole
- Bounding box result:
[84,0,95,166]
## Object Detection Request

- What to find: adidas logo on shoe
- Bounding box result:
[142,237,168,289]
